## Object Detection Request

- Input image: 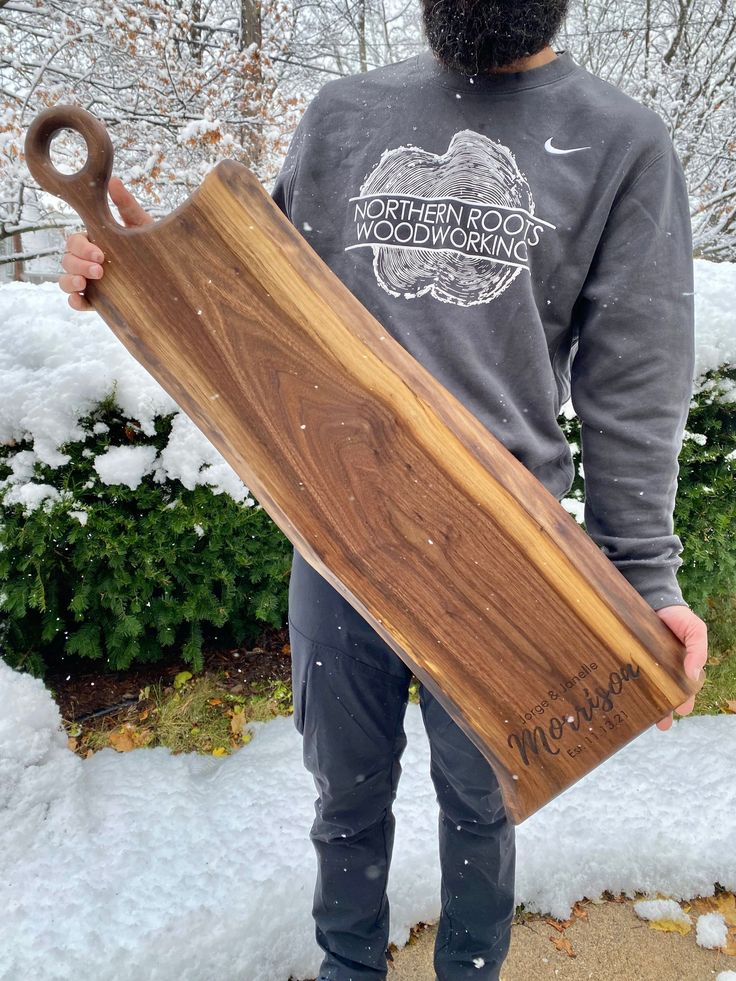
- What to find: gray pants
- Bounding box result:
[288,547,516,981]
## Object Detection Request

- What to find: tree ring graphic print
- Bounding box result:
[345,129,556,307]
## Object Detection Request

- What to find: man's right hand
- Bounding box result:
[59,176,154,312]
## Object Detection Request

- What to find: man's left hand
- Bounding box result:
[653,605,708,731]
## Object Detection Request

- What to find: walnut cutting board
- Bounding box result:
[24,105,700,824]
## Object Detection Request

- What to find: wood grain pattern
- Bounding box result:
[24,105,701,824]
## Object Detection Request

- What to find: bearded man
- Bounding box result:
[59,2,708,978]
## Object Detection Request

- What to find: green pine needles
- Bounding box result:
[0,398,293,678]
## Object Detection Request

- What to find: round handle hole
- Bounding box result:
[49,128,88,176]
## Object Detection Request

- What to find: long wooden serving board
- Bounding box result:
[24,105,700,824]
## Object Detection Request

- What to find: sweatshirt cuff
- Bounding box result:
[616,563,690,612]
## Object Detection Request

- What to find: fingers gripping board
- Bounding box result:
[24,105,699,824]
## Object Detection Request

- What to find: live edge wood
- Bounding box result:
[24,105,700,824]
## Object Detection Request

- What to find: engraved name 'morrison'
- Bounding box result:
[507,662,642,767]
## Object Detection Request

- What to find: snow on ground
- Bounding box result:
[1,258,735,511]
[697,912,730,949]
[0,657,734,981]
[633,897,692,926]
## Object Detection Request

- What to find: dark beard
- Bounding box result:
[420,0,570,75]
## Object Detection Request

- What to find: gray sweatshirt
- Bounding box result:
[270,47,695,611]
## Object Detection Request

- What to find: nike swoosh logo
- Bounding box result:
[544,137,591,155]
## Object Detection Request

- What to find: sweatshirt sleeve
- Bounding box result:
[269,93,321,221]
[569,138,696,612]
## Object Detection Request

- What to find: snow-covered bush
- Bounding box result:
[674,366,736,613]
[0,399,292,677]
[0,284,292,677]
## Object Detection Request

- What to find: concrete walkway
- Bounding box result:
[388,896,735,980]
